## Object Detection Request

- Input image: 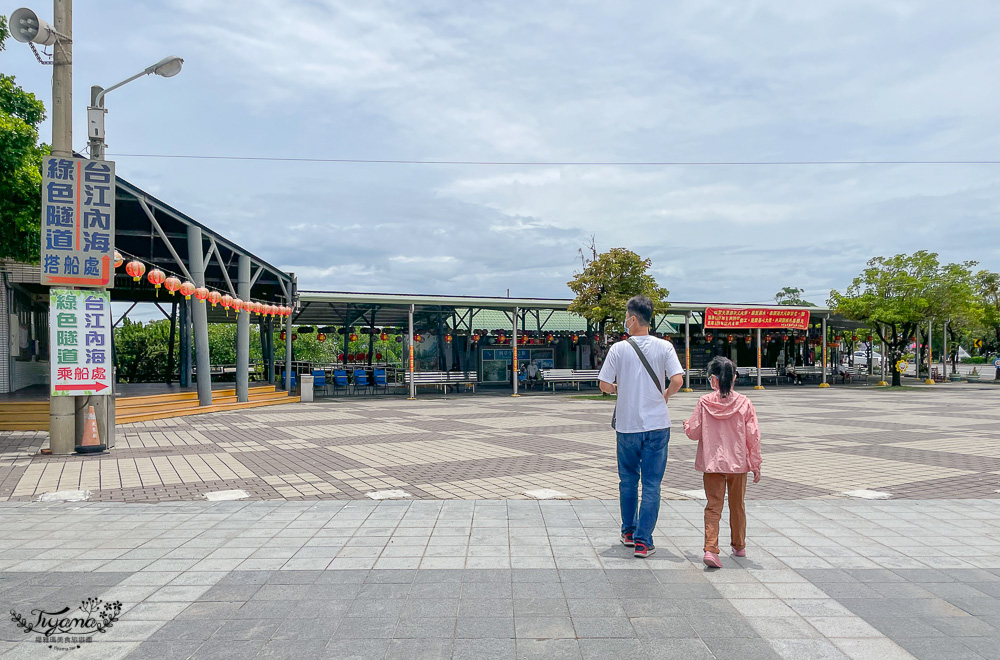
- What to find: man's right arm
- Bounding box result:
[598,345,617,394]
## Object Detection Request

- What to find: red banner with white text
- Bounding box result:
[703,307,811,330]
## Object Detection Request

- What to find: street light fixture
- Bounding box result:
[88,56,185,160]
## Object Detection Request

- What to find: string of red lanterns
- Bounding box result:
[113,249,294,319]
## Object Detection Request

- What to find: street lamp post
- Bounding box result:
[88,56,184,160]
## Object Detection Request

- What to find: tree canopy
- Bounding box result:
[829,251,977,386]
[567,245,669,340]
[0,14,48,263]
[774,286,815,306]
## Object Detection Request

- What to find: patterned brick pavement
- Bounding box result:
[2,386,999,503]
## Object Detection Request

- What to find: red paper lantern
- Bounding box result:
[414,334,422,343]
[349,332,358,342]
[242,300,254,313]
[194,287,209,302]
[317,333,326,342]
[164,276,181,295]
[571,334,578,343]
[179,281,196,299]
[253,301,263,315]
[375,352,383,360]
[705,333,714,342]
[782,334,789,341]
[380,332,389,341]
[445,334,452,343]
[114,250,124,269]
[292,333,297,341]
[125,260,145,281]
[147,268,166,290]
[280,331,286,341]
[764,334,771,342]
[338,353,344,361]
[220,294,233,309]
[232,298,243,313]
[208,290,221,307]
[726,334,734,343]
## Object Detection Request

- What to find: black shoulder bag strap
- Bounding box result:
[611,338,665,430]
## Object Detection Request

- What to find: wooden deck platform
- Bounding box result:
[0,382,299,431]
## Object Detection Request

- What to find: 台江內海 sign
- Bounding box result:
[703,307,810,330]
[49,290,112,396]
[40,157,116,287]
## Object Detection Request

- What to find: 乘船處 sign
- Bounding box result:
[40,156,115,287]
[49,289,112,396]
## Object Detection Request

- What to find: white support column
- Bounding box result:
[682,312,693,392]
[187,225,213,406]
[819,316,830,387]
[285,300,292,392]
[236,255,250,402]
[512,306,519,396]
[408,304,415,399]
[755,328,763,390]
[925,320,934,384]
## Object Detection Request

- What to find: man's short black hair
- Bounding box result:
[626,295,653,327]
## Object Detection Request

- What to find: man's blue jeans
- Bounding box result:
[616,428,670,547]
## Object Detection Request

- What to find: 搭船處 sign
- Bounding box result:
[49,290,112,396]
[40,156,115,287]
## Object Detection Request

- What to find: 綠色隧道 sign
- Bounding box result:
[703,307,810,330]
[40,156,116,287]
[49,290,112,396]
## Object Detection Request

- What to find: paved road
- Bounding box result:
[1,499,999,660]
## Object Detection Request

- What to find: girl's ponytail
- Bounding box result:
[708,356,736,398]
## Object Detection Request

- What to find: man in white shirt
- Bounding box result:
[598,295,685,558]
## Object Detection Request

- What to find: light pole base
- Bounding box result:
[753,385,765,390]
[924,379,935,385]
[818,382,831,388]
[681,388,693,393]
[511,394,521,398]
[406,397,416,400]
[876,381,889,387]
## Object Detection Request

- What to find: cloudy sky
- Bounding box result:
[7,0,1000,307]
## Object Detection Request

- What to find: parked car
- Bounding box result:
[853,350,883,362]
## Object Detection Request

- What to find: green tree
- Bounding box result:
[829,251,976,386]
[0,15,48,262]
[774,286,815,306]
[975,270,1000,379]
[567,245,670,343]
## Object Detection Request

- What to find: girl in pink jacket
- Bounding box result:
[683,356,762,568]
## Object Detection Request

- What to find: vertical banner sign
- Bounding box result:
[756,344,761,370]
[49,289,112,395]
[40,156,116,287]
[408,344,414,372]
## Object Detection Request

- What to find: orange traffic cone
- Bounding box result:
[76,405,107,454]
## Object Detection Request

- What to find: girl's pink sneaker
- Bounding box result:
[703,551,722,568]
[732,547,747,557]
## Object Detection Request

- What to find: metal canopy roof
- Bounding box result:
[113,176,294,315]
[292,291,829,333]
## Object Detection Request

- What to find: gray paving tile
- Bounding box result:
[333,617,397,639]
[253,639,329,660]
[399,597,460,618]
[688,614,760,638]
[271,617,339,640]
[921,614,999,637]
[703,637,783,660]
[321,638,391,660]
[896,637,988,660]
[512,582,563,599]
[458,598,514,617]
[463,582,513,599]
[289,599,352,618]
[515,638,582,660]
[567,598,627,617]
[385,638,453,660]
[211,618,281,640]
[514,616,576,639]
[231,600,296,619]
[637,638,716,659]
[148,619,224,642]
[121,641,204,660]
[513,598,569,616]
[571,616,636,638]
[767,639,850,660]
[409,582,463,599]
[579,638,642,659]
[189,639,265,660]
[453,638,516,660]
[629,616,699,638]
[346,597,406,618]
[456,617,516,639]
[197,584,261,601]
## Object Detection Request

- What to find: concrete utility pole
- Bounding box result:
[236,255,250,402]
[47,0,75,455]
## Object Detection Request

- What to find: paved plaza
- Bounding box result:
[2,386,1000,659]
[1,499,999,660]
[2,386,999,503]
